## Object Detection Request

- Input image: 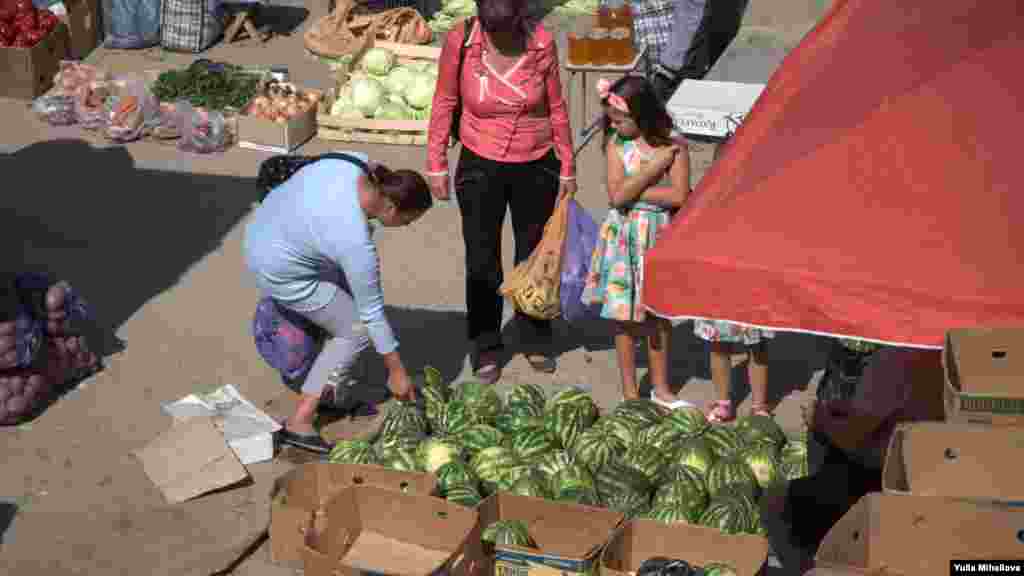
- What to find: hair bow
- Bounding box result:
[596,78,629,114]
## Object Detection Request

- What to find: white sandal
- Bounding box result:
[650,390,696,410]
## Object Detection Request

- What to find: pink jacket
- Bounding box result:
[426,20,576,180]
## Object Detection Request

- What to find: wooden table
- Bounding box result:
[564,46,649,142]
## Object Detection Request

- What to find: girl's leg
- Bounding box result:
[708,341,736,423]
[616,321,640,400]
[748,342,773,416]
[647,317,674,403]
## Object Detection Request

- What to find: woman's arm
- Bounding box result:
[425,21,467,178]
[638,139,691,207]
[543,40,576,182]
[606,140,679,208]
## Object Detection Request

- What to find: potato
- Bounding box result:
[47,320,67,336]
[0,334,14,354]
[46,282,68,313]
[0,382,10,402]
[0,405,9,424]
[0,321,15,337]
[65,336,80,355]
[8,376,24,396]
[25,374,45,398]
[7,394,28,414]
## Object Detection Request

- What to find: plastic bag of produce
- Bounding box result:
[500,195,569,320]
[0,301,44,373]
[53,61,109,95]
[103,0,162,49]
[74,80,114,130]
[560,199,601,323]
[176,102,231,154]
[32,93,78,126]
[252,297,325,383]
[105,78,160,143]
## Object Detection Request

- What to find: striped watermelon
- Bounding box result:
[531,450,573,477]
[438,400,473,437]
[436,460,479,495]
[445,484,483,508]
[327,439,376,465]
[665,406,710,437]
[703,563,739,576]
[603,488,652,518]
[507,383,547,413]
[545,387,598,418]
[421,385,447,434]
[780,439,809,480]
[645,503,693,525]
[595,459,652,510]
[377,401,428,440]
[375,432,422,453]
[653,478,709,522]
[452,380,503,425]
[636,422,686,452]
[623,445,668,483]
[482,520,536,548]
[508,469,552,499]
[470,446,521,489]
[458,423,505,456]
[672,437,717,476]
[741,445,783,489]
[699,496,755,535]
[545,403,590,451]
[706,457,759,500]
[509,426,559,460]
[423,365,445,389]
[597,415,639,448]
[549,463,599,506]
[572,426,628,473]
[702,425,747,460]
[376,445,421,472]
[612,399,667,430]
[495,405,543,434]
[491,462,536,494]
[416,438,464,473]
[736,415,787,452]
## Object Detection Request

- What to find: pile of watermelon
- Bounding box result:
[329,367,809,539]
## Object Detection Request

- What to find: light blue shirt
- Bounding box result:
[243,151,398,355]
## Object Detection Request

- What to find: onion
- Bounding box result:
[274,114,289,124]
[0,383,9,402]
[0,335,14,354]
[47,320,66,336]
[1,351,15,369]
[0,322,14,336]
[7,395,28,414]
[284,103,299,118]
[65,337,80,355]
[0,406,9,424]
[25,374,44,397]
[46,283,67,313]
[304,91,321,104]
[9,376,24,396]
[274,98,289,110]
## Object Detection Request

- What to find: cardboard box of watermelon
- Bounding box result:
[0,0,70,99]
[943,327,1024,428]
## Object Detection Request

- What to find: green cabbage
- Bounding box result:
[404,72,437,110]
[383,66,416,95]
[350,76,386,117]
[376,100,413,120]
[361,47,397,76]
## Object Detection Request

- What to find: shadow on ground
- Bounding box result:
[0,139,259,359]
[0,502,15,545]
[254,4,310,36]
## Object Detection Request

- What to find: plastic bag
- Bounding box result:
[500,195,570,320]
[560,199,601,323]
[175,102,231,154]
[32,93,78,126]
[103,0,162,49]
[105,79,160,142]
[74,80,113,130]
[53,61,109,95]
[252,297,325,383]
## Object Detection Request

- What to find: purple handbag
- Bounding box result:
[252,297,325,382]
[561,199,602,323]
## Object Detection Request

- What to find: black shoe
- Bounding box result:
[278,427,334,455]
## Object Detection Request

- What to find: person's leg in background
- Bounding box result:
[507,151,561,373]
[650,0,708,101]
[455,148,510,383]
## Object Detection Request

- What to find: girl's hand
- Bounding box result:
[429,174,450,201]
[655,144,681,167]
[558,179,577,201]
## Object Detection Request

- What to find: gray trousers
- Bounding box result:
[659,0,708,73]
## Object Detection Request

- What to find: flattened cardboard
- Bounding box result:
[944,328,1024,427]
[883,422,1024,504]
[815,493,1024,576]
[0,23,70,100]
[301,485,479,576]
[477,493,624,576]
[269,462,439,566]
[601,518,768,576]
[133,416,249,504]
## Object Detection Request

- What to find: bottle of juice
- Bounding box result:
[590,9,610,66]
[606,0,635,65]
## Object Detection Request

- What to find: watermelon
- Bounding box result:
[482,520,535,548]
[452,380,502,424]
[702,425,747,460]
[655,464,708,505]
[645,502,693,525]
[599,416,640,448]
[545,403,590,451]
[672,437,717,476]
[423,365,444,389]
[509,426,559,460]
[377,401,428,440]
[445,484,483,507]
[416,438,464,474]
[375,432,422,453]
[595,458,652,502]
[495,406,543,434]
[736,414,787,452]
[421,385,447,434]
[545,387,598,420]
[508,469,551,499]
[741,446,783,489]
[699,496,755,535]
[458,423,505,455]
[636,422,685,452]
[438,399,474,437]
[436,461,478,495]
[471,446,521,489]
[703,563,739,576]
[376,445,421,472]
[665,406,710,438]
[572,426,628,473]
[652,479,708,522]
[327,439,376,465]
[612,399,667,430]
[507,383,547,413]
[532,450,574,477]
[780,439,809,480]
[549,463,599,505]
[622,444,668,483]
[602,488,652,518]
[706,457,759,500]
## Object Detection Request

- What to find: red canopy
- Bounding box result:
[644,0,1024,349]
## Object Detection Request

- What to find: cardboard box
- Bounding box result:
[476,493,624,576]
[0,22,70,100]
[237,85,320,154]
[270,462,439,566]
[883,421,1024,505]
[601,518,769,576]
[666,80,766,139]
[301,485,479,576]
[944,328,1024,426]
[814,493,1024,576]
[63,0,100,59]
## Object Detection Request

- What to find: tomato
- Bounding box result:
[0,21,12,42]
[12,34,30,47]
[13,0,32,15]
[38,10,56,30]
[13,9,33,31]
[0,37,9,48]
[0,5,13,25]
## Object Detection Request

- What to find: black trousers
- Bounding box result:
[455,147,561,362]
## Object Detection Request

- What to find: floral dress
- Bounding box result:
[581,133,674,323]
[693,319,775,346]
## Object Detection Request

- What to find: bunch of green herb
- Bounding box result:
[151,66,262,110]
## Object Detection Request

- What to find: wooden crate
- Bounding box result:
[316,40,439,146]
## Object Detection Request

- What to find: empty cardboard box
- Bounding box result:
[0,22,70,100]
[666,80,766,139]
[301,484,479,576]
[601,517,768,576]
[477,493,624,576]
[883,421,1024,505]
[814,493,1024,575]
[270,462,439,566]
[944,328,1024,427]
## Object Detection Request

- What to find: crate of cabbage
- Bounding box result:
[328,367,810,551]
[316,41,439,145]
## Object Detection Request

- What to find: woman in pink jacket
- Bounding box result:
[426,0,576,383]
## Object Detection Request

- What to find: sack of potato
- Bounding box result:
[0,274,101,426]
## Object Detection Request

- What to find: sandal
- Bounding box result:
[526,354,556,374]
[706,400,736,424]
[650,390,696,410]
[750,402,776,418]
[277,426,334,455]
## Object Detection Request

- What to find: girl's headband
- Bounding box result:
[596,78,629,114]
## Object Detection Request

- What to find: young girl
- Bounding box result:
[695,139,774,423]
[582,76,691,408]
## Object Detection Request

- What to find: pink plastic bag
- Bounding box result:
[105,78,160,143]
[175,102,231,154]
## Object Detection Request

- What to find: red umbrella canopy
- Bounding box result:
[644,0,1024,349]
